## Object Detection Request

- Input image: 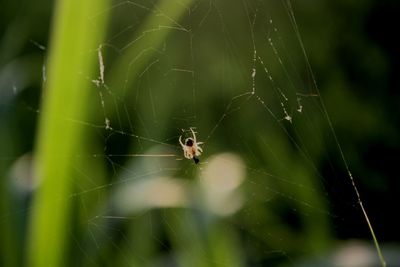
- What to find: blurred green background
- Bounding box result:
[1,0,399,266]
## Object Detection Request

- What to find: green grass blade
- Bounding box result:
[27,0,110,266]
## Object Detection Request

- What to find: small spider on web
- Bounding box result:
[179,127,203,164]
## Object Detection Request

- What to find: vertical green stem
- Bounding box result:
[27,0,110,266]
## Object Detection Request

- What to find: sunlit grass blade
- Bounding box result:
[27,0,110,266]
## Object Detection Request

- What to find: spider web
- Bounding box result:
[0,0,389,266]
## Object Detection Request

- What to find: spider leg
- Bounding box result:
[197,147,203,153]
[179,135,185,148]
[190,127,197,143]
[184,149,192,159]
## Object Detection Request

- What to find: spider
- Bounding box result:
[179,128,203,164]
